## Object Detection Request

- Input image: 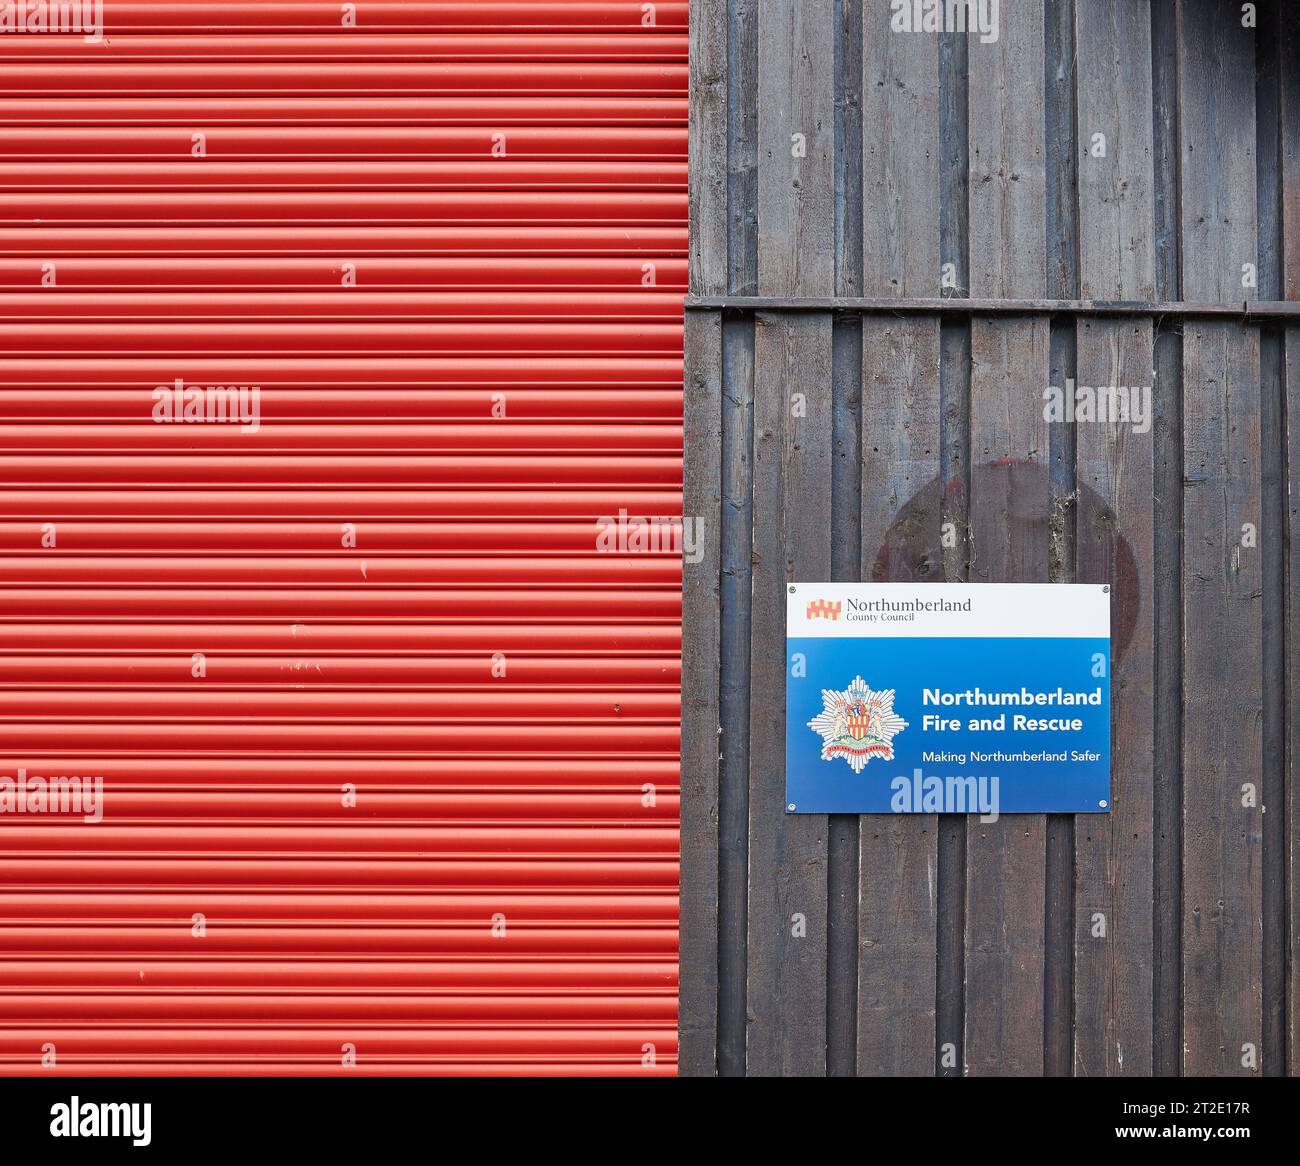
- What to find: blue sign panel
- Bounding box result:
[786,584,1111,815]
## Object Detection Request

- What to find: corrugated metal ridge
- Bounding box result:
[0,4,683,1075]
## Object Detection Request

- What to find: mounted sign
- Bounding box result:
[785,583,1111,815]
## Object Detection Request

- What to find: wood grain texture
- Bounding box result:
[1176,0,1258,304]
[834,0,863,299]
[1267,13,1293,1077]
[963,316,1050,1077]
[1283,17,1299,300]
[1075,0,1156,301]
[967,3,1046,298]
[678,308,723,1075]
[826,315,863,1076]
[1177,0,1264,1077]
[853,0,944,1078]
[861,5,940,298]
[717,315,756,1076]
[1072,318,1156,1076]
[745,0,836,1074]
[1287,327,1299,1076]
[1180,320,1263,1076]
[689,0,728,296]
[728,0,760,296]
[745,312,832,1074]
[756,0,835,296]
[1275,88,1297,1086]
[962,0,1049,1079]
[856,316,941,1075]
[1069,0,1157,1078]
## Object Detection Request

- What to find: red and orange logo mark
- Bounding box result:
[805,599,842,621]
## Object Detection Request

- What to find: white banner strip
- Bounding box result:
[787,583,1111,638]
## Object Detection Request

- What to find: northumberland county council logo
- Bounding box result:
[806,599,841,620]
[807,676,908,773]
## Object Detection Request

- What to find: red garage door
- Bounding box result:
[0,1,683,1076]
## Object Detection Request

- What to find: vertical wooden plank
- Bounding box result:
[1176,0,1264,1077]
[1042,321,1076,1081]
[935,320,972,1079]
[1072,319,1156,1077]
[717,0,759,1073]
[833,0,864,298]
[825,3,865,1076]
[689,0,728,296]
[756,0,834,295]
[935,23,971,1079]
[1180,322,1263,1076]
[745,314,832,1074]
[717,316,756,1076]
[1286,328,1299,1077]
[1148,0,1184,1078]
[967,7,1046,299]
[1044,0,1079,301]
[963,316,1051,1077]
[861,14,940,298]
[1284,12,1300,1079]
[1282,17,1300,301]
[937,27,969,304]
[1176,1,1259,304]
[746,0,836,1078]
[1071,0,1156,1078]
[1075,1,1156,302]
[1255,0,1286,1079]
[854,3,941,1077]
[962,2,1048,1078]
[1040,3,1078,1077]
[679,309,724,1075]
[856,316,941,1075]
[728,0,759,295]
[683,0,729,1077]
[826,316,863,1077]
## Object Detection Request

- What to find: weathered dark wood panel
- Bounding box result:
[745,314,833,1074]
[963,316,1051,1078]
[1287,327,1300,1077]
[967,8,1045,300]
[1149,0,1184,1079]
[1073,318,1156,1077]
[857,316,941,1075]
[962,5,1048,1079]
[678,308,724,1075]
[1283,17,1300,301]
[718,315,756,1076]
[854,0,942,1077]
[861,10,940,298]
[1071,0,1157,1078]
[1075,2,1156,303]
[681,0,1297,1077]
[1276,3,1299,1082]
[756,0,834,295]
[1177,0,1264,1077]
[1180,322,1264,1076]
[743,0,838,1076]
[689,0,728,297]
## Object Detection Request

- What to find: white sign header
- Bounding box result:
[787,582,1110,638]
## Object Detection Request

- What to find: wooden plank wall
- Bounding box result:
[682,0,1298,1076]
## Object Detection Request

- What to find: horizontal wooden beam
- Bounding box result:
[686,296,1300,320]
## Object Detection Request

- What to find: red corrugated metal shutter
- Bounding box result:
[0,1,683,1076]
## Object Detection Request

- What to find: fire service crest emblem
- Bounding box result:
[807,675,908,773]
